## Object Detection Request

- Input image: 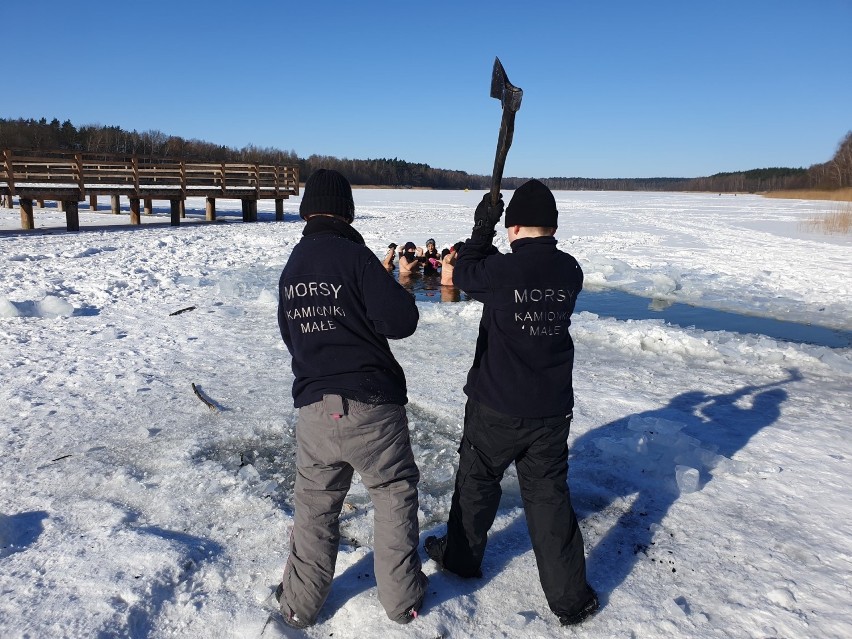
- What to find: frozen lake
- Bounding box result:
[1,190,850,638]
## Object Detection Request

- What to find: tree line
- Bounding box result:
[1,117,849,192]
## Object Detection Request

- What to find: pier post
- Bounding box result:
[129,198,141,225]
[170,199,181,226]
[20,198,34,229]
[65,200,79,232]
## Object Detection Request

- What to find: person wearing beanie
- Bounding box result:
[298,168,355,222]
[277,169,427,628]
[398,241,424,275]
[422,238,441,276]
[424,181,598,627]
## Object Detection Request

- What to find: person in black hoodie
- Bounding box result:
[424,180,599,627]
[276,169,427,628]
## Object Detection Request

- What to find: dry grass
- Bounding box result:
[764,188,852,202]
[799,202,852,235]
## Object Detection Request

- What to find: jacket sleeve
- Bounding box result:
[452,236,501,305]
[361,253,419,339]
[277,271,293,353]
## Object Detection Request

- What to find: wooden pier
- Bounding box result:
[0,149,299,231]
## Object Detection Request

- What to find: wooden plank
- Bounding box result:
[7,154,80,164]
[12,164,78,176]
[13,189,80,201]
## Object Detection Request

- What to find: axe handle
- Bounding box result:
[490,109,516,206]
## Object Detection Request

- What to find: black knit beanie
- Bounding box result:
[299,169,355,222]
[504,179,558,228]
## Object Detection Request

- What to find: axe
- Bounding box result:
[489,57,523,206]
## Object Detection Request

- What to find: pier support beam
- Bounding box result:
[275,198,284,221]
[64,200,79,232]
[111,195,121,215]
[89,193,98,211]
[241,199,257,222]
[170,199,181,226]
[129,198,141,225]
[20,198,34,229]
[144,198,153,215]
[206,197,216,221]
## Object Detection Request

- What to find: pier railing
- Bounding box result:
[1,149,299,231]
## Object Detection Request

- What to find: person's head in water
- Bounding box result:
[399,241,423,274]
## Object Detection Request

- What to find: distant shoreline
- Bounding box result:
[298,183,852,200]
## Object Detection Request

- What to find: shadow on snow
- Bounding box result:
[418,368,798,617]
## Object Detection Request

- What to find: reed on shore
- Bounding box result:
[798,201,852,235]
[764,188,852,202]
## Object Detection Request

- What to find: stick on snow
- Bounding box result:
[192,383,218,412]
[169,306,197,316]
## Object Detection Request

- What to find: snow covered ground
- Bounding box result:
[1,190,850,638]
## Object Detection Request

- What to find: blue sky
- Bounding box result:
[4,0,851,179]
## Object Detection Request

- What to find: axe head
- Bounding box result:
[490,57,523,113]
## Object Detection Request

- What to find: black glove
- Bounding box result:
[472,193,504,240]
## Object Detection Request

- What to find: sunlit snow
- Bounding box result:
[1,190,850,638]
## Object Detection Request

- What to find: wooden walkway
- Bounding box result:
[0,149,299,231]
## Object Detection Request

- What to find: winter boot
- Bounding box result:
[557,589,599,626]
[393,572,428,624]
[275,582,312,630]
[424,535,446,569]
[424,535,482,578]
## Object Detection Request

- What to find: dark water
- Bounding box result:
[400,274,851,349]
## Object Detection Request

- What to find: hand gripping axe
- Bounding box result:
[489,57,523,206]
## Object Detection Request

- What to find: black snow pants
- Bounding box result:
[444,398,592,616]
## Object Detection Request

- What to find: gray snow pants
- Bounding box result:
[281,395,425,623]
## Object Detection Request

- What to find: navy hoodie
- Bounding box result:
[278,216,418,407]
[453,234,583,418]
